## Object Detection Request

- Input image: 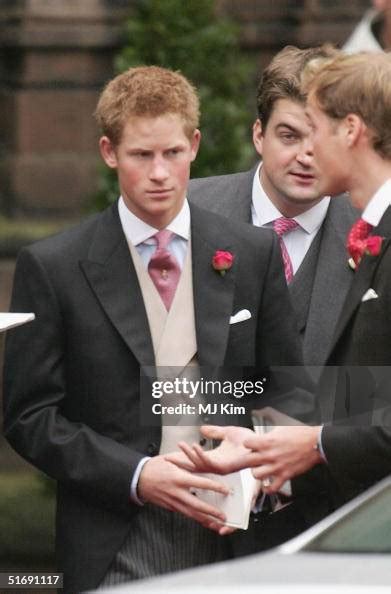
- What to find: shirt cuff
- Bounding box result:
[317,425,328,463]
[130,456,151,505]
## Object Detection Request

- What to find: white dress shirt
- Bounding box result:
[251,163,330,274]
[118,196,190,269]
[361,179,391,227]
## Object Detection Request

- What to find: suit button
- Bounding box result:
[147,442,158,455]
[199,438,207,447]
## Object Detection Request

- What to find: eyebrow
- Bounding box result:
[275,123,300,133]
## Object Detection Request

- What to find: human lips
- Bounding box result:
[146,188,174,199]
[289,171,316,184]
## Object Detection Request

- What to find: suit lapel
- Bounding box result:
[190,204,236,366]
[80,204,155,366]
[303,199,356,365]
[327,206,391,359]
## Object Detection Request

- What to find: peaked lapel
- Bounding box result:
[327,205,391,360]
[190,204,237,367]
[80,204,155,367]
[303,198,357,365]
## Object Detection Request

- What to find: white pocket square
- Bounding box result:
[361,288,379,302]
[229,309,251,325]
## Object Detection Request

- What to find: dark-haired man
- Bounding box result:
[190,45,358,366]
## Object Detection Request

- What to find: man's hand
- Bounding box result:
[165,425,254,474]
[243,425,324,492]
[137,455,230,532]
[166,424,324,495]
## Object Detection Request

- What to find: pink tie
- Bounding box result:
[273,217,299,283]
[148,230,181,310]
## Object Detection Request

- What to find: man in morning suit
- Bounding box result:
[189,45,358,367]
[185,46,356,556]
[182,51,391,513]
[3,66,311,593]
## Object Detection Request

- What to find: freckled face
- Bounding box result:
[100,113,200,228]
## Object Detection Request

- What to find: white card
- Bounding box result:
[0,313,35,332]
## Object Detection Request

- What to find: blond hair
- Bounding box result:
[94,65,200,145]
[302,52,391,158]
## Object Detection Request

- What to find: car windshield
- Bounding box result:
[304,485,391,553]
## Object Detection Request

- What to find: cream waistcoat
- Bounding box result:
[127,239,203,454]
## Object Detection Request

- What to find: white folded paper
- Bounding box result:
[0,312,35,332]
[193,468,257,530]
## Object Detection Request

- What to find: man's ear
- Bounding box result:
[99,136,118,169]
[344,113,365,149]
[190,129,201,162]
[252,119,264,156]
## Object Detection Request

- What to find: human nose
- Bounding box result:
[149,156,169,181]
[296,137,314,166]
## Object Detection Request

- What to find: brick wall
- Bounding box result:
[221,0,370,64]
[0,0,371,218]
[0,0,130,217]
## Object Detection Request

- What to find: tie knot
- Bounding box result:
[273,217,299,237]
[153,229,174,250]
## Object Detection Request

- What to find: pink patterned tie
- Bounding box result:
[148,230,181,310]
[273,217,299,283]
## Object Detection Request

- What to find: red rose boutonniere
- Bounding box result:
[212,250,234,276]
[365,235,383,256]
[348,235,384,270]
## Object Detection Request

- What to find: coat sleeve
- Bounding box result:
[3,247,145,511]
[321,424,391,502]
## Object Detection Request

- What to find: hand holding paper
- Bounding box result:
[138,454,229,532]
[172,423,323,494]
[191,468,258,530]
[167,425,254,475]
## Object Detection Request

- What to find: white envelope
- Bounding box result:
[229,309,251,325]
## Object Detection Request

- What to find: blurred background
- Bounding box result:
[0,0,376,586]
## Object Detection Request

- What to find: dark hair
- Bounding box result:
[256,45,339,128]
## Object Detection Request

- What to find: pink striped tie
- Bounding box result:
[148,230,181,310]
[273,217,299,283]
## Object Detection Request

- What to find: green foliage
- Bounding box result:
[0,472,55,567]
[95,0,254,208]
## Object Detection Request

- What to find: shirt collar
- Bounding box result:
[252,162,330,234]
[118,196,190,246]
[361,179,391,227]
